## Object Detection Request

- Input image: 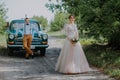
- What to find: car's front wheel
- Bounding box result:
[7,48,14,56]
[40,48,46,56]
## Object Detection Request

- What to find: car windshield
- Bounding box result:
[11,22,39,32]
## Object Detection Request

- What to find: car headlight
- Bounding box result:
[43,35,48,40]
[9,34,14,39]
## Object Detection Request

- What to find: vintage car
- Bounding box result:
[6,19,49,56]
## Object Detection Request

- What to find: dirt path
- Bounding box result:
[0,36,115,80]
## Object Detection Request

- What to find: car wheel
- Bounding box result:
[7,48,14,56]
[40,48,46,56]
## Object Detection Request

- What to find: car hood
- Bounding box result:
[16,29,43,38]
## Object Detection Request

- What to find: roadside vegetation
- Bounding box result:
[0,1,8,54]
[0,34,8,56]
[83,39,120,80]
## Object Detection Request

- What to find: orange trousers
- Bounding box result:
[23,34,33,57]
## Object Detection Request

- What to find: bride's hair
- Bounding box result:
[68,14,75,19]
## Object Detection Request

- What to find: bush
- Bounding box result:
[84,43,120,80]
[108,31,120,49]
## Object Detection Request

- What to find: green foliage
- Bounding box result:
[108,30,120,49]
[0,1,8,34]
[84,43,120,80]
[105,69,120,80]
[47,30,65,38]
[47,0,120,48]
[50,12,68,31]
[45,0,65,13]
[62,0,120,38]
[32,16,48,29]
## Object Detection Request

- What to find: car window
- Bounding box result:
[31,23,39,31]
[12,23,24,31]
[11,22,39,32]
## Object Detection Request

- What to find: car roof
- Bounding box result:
[10,19,39,23]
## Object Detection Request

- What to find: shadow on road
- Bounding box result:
[0,46,61,59]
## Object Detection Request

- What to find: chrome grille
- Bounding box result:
[15,38,42,45]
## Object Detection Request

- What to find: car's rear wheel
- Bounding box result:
[40,48,46,56]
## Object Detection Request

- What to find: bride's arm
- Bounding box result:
[64,24,69,38]
[64,24,72,41]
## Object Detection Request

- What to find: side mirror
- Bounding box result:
[43,28,45,31]
[40,26,45,31]
[7,22,9,27]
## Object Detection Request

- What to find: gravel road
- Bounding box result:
[0,36,115,80]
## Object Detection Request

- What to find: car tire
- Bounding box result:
[40,48,46,56]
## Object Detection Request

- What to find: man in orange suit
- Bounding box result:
[23,18,34,59]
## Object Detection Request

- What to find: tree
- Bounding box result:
[32,16,48,29]
[50,12,68,31]
[0,1,8,33]
[47,0,120,49]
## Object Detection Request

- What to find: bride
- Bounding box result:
[55,14,91,74]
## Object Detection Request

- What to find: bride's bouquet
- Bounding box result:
[71,37,79,43]
[69,33,79,43]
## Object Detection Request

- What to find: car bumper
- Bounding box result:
[7,44,49,49]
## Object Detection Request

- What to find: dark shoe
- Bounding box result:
[31,54,34,59]
[25,56,30,59]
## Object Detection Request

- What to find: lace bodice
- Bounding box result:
[64,24,79,40]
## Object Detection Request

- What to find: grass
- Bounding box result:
[47,30,66,38]
[0,33,7,47]
[0,33,8,56]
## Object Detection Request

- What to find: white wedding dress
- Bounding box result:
[55,23,91,73]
